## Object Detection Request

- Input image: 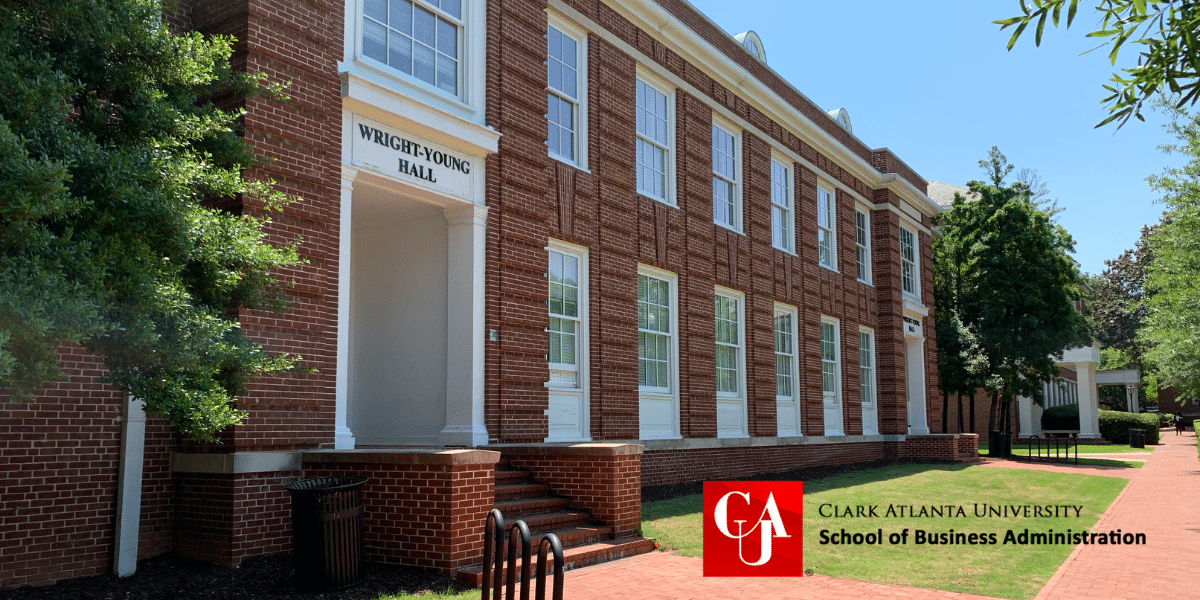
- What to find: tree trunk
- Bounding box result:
[957,391,964,434]
[969,391,976,435]
[942,388,949,434]
[987,388,999,433]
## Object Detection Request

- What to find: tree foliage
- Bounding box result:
[1142,101,1200,398]
[1089,225,1154,362]
[0,0,301,441]
[935,161,1091,431]
[996,0,1200,128]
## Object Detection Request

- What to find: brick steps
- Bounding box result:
[458,462,656,588]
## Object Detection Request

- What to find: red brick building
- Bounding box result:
[0,0,972,589]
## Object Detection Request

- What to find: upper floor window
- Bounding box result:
[636,78,672,204]
[900,225,919,297]
[712,124,740,230]
[363,0,462,96]
[547,21,585,166]
[855,208,871,284]
[771,158,793,252]
[817,185,836,270]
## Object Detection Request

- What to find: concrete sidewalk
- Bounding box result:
[561,431,1199,600]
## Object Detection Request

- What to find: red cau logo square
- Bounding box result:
[703,481,803,577]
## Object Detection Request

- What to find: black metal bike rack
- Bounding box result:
[482,508,564,600]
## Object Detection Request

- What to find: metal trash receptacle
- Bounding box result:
[284,476,368,590]
[1128,428,1145,448]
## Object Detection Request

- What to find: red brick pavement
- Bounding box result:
[561,430,1199,600]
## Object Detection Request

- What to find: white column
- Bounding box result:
[1017,395,1039,437]
[334,166,357,449]
[1076,361,1101,439]
[1127,384,1139,413]
[440,202,490,447]
[114,396,146,576]
[905,338,930,435]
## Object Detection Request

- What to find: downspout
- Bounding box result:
[114,395,146,576]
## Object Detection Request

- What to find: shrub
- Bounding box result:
[1098,410,1161,445]
[1041,404,1080,430]
[1159,412,1175,427]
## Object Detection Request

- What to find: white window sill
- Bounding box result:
[549,152,590,174]
[714,220,743,235]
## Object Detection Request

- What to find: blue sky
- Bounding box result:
[687,0,1178,276]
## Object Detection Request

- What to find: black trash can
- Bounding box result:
[1128,428,1145,448]
[989,430,1012,458]
[284,476,369,590]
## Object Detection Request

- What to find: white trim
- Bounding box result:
[637,264,680,440]
[858,327,879,436]
[545,239,591,442]
[900,223,920,299]
[546,13,589,171]
[817,183,837,271]
[635,69,676,206]
[773,302,801,437]
[714,285,747,438]
[854,206,872,285]
[711,116,742,233]
[821,315,844,436]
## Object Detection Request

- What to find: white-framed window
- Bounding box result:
[547,17,586,168]
[900,224,919,297]
[547,244,585,384]
[636,76,673,204]
[771,157,793,252]
[859,329,875,406]
[855,208,871,284]
[362,0,462,96]
[821,317,840,406]
[712,122,740,231]
[638,271,673,392]
[817,185,836,270]
[714,290,743,396]
[774,303,800,437]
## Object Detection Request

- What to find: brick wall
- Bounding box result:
[497,444,642,536]
[485,0,939,444]
[641,442,887,487]
[302,450,499,572]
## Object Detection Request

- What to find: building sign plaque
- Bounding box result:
[351,116,475,200]
[903,316,923,338]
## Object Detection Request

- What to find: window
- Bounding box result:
[638,273,672,391]
[547,21,585,166]
[771,158,793,252]
[859,330,875,406]
[775,308,796,401]
[636,78,672,203]
[855,209,871,284]
[714,292,742,395]
[817,185,836,269]
[547,247,581,383]
[821,319,839,405]
[712,124,740,230]
[363,0,462,96]
[901,225,919,296]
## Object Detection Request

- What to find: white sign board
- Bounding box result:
[903,315,923,339]
[351,116,475,200]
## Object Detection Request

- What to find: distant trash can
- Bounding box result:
[1128,428,1145,448]
[284,476,369,590]
[989,430,1012,458]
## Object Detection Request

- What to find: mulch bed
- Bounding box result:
[0,553,470,600]
[4,457,958,599]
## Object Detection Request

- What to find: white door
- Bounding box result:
[545,245,588,441]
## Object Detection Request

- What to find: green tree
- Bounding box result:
[942,176,1091,434]
[1089,224,1156,408]
[0,0,301,441]
[1142,102,1200,398]
[933,199,989,434]
[996,0,1200,128]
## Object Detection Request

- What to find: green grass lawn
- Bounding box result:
[641,464,1127,600]
[978,442,1154,454]
[377,588,475,600]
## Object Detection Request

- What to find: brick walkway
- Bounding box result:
[561,431,1199,600]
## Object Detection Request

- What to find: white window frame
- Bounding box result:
[714,286,747,438]
[821,316,841,407]
[859,327,876,407]
[855,207,872,284]
[635,72,674,205]
[817,184,837,271]
[711,119,741,232]
[359,0,467,100]
[770,155,794,253]
[900,223,920,298]
[546,14,587,170]
[545,240,587,386]
[637,265,680,439]
[774,303,800,436]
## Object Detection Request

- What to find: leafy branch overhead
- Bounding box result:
[996,0,1200,128]
[0,0,302,441]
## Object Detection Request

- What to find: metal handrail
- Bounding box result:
[482,509,564,600]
